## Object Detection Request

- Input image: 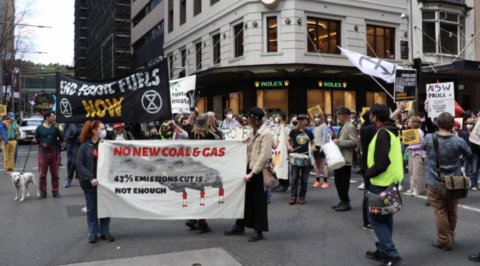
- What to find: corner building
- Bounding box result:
[164,0,411,118]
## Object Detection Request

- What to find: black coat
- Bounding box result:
[76,139,97,190]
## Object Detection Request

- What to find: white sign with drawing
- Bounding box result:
[426,82,455,118]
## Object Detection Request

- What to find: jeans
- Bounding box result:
[83,188,110,236]
[267,187,272,202]
[67,144,80,181]
[334,165,352,202]
[368,185,400,259]
[291,165,311,199]
[465,154,479,188]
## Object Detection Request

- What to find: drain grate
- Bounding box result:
[66,205,86,218]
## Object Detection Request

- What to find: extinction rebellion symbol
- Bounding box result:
[60,98,72,117]
[142,90,163,114]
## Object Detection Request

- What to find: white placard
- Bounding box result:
[426,82,455,118]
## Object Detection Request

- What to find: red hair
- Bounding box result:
[80,120,103,143]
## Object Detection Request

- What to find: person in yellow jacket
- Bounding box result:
[364,104,403,266]
[3,112,19,172]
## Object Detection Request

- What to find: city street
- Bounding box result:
[1,144,480,266]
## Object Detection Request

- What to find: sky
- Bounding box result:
[19,0,74,66]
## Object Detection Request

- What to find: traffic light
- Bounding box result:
[413,58,422,84]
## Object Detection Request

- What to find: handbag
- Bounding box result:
[433,134,470,200]
[367,184,402,216]
[263,162,277,191]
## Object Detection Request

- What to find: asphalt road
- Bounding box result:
[1,144,480,266]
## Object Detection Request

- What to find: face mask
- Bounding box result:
[227,114,233,119]
[327,118,332,123]
[292,121,298,127]
[467,124,474,130]
[274,117,279,124]
[99,129,107,139]
[315,118,320,125]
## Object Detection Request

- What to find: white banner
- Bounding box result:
[339,47,402,84]
[170,75,196,114]
[426,82,455,118]
[97,140,247,220]
[270,125,288,180]
[470,119,480,146]
[222,127,251,141]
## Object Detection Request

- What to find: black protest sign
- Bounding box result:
[56,61,171,123]
[394,69,417,102]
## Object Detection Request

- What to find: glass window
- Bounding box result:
[307,90,328,116]
[196,97,208,114]
[366,92,387,107]
[367,25,395,59]
[440,23,458,54]
[307,17,341,54]
[196,42,202,70]
[213,34,221,64]
[229,92,243,115]
[211,0,219,5]
[194,0,201,16]
[256,90,288,114]
[168,0,174,33]
[422,11,463,55]
[267,17,278,52]
[180,0,186,25]
[422,21,436,53]
[234,23,244,58]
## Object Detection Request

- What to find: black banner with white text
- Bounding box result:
[56,61,171,123]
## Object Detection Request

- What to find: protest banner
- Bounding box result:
[222,127,251,141]
[469,119,480,146]
[170,75,196,114]
[56,60,171,123]
[308,105,323,119]
[270,125,288,180]
[426,82,455,118]
[0,104,6,116]
[97,140,247,220]
[401,129,420,145]
[394,69,417,102]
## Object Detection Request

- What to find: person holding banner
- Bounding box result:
[274,111,291,192]
[463,118,480,191]
[313,113,329,189]
[225,107,272,242]
[76,121,114,244]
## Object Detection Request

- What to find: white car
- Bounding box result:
[19,117,43,142]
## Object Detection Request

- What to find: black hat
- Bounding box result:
[337,107,351,115]
[298,114,309,120]
[249,107,265,120]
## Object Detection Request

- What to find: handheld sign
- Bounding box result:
[470,119,480,146]
[308,105,323,119]
[401,129,420,145]
[426,82,455,118]
[394,69,417,102]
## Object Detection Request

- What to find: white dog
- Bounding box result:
[11,172,40,201]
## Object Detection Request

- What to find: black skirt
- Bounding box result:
[243,169,269,232]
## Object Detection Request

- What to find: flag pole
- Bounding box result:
[369,75,394,100]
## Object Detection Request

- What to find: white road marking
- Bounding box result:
[403,193,480,213]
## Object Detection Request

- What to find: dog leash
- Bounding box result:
[21,140,33,174]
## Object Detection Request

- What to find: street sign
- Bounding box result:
[394,69,417,102]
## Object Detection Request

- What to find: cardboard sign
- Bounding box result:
[0,105,6,116]
[394,69,417,102]
[308,105,323,119]
[401,129,420,145]
[426,82,455,118]
[360,107,370,123]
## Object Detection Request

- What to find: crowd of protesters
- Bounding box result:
[9,100,480,265]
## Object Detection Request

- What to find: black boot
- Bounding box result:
[185,219,197,230]
[248,230,264,242]
[331,202,342,209]
[335,201,352,212]
[224,224,245,236]
[469,253,480,262]
[195,221,211,233]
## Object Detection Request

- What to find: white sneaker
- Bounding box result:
[472,187,478,191]
[399,185,404,191]
[411,192,419,197]
[404,190,412,196]
[358,183,365,190]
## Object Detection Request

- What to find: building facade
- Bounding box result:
[74,0,131,80]
[131,0,165,70]
[163,0,478,118]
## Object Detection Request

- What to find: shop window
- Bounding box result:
[234,23,244,58]
[196,97,208,114]
[180,0,186,25]
[422,11,463,55]
[194,0,202,16]
[367,25,395,59]
[196,42,202,70]
[333,91,356,120]
[229,92,243,115]
[267,17,278,52]
[307,90,330,116]
[257,90,288,114]
[307,17,341,54]
[212,34,221,64]
[366,92,387,107]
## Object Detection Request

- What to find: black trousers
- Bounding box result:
[334,165,352,203]
[235,170,269,232]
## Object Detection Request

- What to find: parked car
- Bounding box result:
[19,117,43,142]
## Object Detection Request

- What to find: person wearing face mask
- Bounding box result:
[463,118,480,191]
[220,108,239,129]
[76,120,114,244]
[313,113,329,189]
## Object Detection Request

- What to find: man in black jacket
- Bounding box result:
[63,123,82,188]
